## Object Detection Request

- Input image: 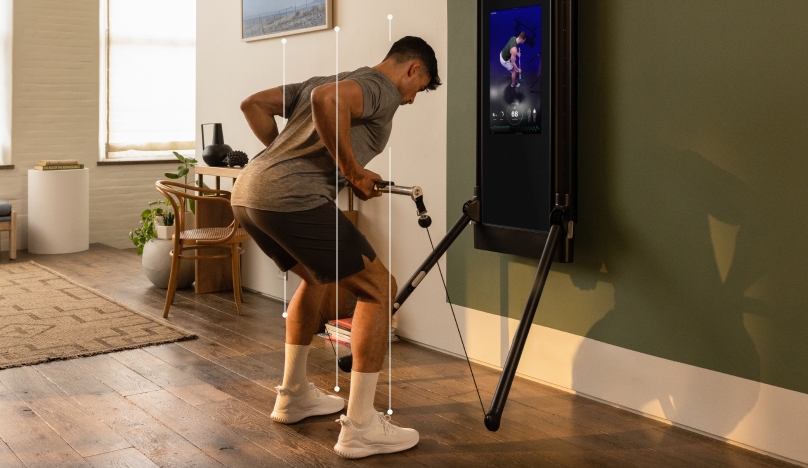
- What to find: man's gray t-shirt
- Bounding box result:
[231,67,401,212]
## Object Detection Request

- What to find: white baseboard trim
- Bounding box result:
[401,305,808,466]
[242,285,289,306]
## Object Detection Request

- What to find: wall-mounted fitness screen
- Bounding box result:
[476,0,577,261]
[488,5,543,135]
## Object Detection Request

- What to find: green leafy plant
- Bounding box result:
[164,151,199,213]
[164,151,197,184]
[162,210,175,227]
[128,200,172,255]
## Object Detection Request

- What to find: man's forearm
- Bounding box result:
[241,101,280,147]
[311,91,361,180]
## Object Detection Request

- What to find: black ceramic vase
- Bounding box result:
[201,123,232,167]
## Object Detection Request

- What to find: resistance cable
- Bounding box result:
[424,227,487,418]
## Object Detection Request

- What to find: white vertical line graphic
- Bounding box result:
[388,146,393,414]
[282,38,287,124]
[283,272,287,318]
[334,26,341,393]
[282,38,288,319]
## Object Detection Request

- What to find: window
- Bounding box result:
[103,0,195,160]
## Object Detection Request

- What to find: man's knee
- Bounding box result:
[343,258,396,305]
[366,266,397,306]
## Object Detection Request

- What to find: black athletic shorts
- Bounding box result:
[233,203,376,285]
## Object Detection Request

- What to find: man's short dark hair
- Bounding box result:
[384,36,442,91]
[517,31,527,40]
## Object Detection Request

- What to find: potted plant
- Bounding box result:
[155,209,175,240]
[127,151,202,290]
[129,200,194,289]
[129,200,170,254]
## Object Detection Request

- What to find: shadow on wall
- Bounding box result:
[557,0,808,441]
[569,134,765,434]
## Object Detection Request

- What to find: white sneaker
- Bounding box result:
[333,412,419,459]
[270,382,345,424]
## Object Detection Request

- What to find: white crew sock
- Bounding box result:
[281,344,310,394]
[347,371,379,428]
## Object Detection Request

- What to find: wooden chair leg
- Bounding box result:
[236,247,244,305]
[9,212,16,260]
[231,244,243,316]
[163,246,182,318]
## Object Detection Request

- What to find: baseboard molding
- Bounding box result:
[242,285,285,304]
[400,305,808,465]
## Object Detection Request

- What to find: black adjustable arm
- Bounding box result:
[484,207,566,431]
[390,205,473,311]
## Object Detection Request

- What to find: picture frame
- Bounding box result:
[242,0,333,42]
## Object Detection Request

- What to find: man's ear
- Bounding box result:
[407,61,423,77]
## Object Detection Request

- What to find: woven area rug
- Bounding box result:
[0,261,195,369]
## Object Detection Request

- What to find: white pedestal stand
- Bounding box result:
[27,169,90,254]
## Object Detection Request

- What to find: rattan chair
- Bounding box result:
[156,180,250,317]
[0,200,15,261]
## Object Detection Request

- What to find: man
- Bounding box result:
[230,36,441,459]
[500,31,526,88]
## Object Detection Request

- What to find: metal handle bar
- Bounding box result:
[373,181,431,227]
[373,181,423,201]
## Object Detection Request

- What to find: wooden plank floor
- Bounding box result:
[0,244,798,467]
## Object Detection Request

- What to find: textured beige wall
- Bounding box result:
[0,0,181,252]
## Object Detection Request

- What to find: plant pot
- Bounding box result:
[142,239,194,290]
[156,225,175,240]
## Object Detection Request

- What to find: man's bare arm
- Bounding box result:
[510,47,521,72]
[310,80,381,200]
[241,87,284,147]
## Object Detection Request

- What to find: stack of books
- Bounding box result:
[319,317,398,345]
[33,159,84,170]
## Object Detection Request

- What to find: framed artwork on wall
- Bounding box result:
[242,0,333,41]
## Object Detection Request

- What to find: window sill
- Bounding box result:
[97,158,179,166]
[0,164,13,170]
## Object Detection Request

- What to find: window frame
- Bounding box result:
[98,0,195,163]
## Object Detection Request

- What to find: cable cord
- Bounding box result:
[425,228,487,418]
[323,326,341,354]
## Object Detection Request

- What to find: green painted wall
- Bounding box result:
[447,0,808,395]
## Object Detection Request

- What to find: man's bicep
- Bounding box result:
[243,87,285,116]
[510,46,518,58]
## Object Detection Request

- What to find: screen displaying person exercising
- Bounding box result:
[500,31,526,87]
[230,36,441,459]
